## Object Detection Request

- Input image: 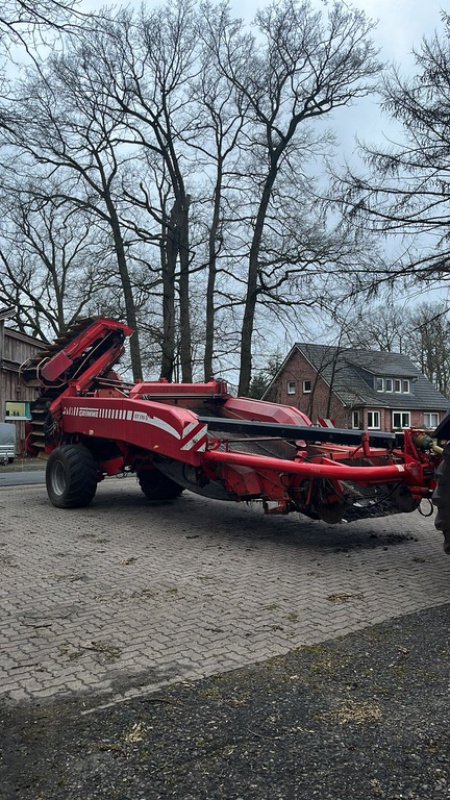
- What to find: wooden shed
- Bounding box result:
[0,310,47,453]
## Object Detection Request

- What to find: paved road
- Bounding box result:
[1,477,449,708]
[0,470,45,487]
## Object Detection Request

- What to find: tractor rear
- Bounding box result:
[430,414,450,552]
[21,318,449,549]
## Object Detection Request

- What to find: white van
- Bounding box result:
[0,423,16,464]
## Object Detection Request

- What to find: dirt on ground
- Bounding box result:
[2,602,450,800]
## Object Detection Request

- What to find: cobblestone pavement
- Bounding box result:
[1,478,450,708]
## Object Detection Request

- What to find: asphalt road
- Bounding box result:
[0,470,45,487]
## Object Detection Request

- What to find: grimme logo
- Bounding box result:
[78,408,99,417]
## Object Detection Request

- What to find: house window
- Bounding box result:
[287,381,296,395]
[302,380,312,394]
[367,411,380,429]
[385,378,393,392]
[424,412,439,429]
[402,379,410,393]
[352,410,360,429]
[375,377,384,392]
[394,379,401,393]
[393,411,411,430]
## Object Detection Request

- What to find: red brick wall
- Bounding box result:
[274,349,350,426]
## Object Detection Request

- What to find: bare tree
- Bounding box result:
[405,303,450,399]
[338,299,450,399]
[203,0,380,395]
[91,1,199,381]
[0,43,145,378]
[0,184,104,338]
[188,3,250,380]
[337,14,450,294]
[0,0,80,38]
[339,301,405,353]
[0,0,86,66]
[0,0,383,391]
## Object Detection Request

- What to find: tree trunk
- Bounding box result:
[160,208,177,380]
[204,161,223,380]
[177,196,192,382]
[238,169,277,396]
[104,195,143,381]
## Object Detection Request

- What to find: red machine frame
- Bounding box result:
[22,318,443,528]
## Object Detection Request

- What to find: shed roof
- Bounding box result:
[4,327,47,349]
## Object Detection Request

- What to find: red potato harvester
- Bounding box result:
[21,318,450,551]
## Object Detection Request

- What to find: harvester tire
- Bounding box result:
[137,469,183,502]
[433,443,450,554]
[46,444,98,508]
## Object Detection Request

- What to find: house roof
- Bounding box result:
[290,343,449,411]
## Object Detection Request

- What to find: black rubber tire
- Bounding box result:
[137,469,183,502]
[433,443,450,553]
[46,444,98,508]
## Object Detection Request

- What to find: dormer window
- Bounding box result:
[376,377,411,394]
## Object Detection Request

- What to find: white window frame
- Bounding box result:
[424,412,439,429]
[385,378,393,393]
[367,410,381,429]
[287,381,296,395]
[392,411,411,430]
[375,377,384,392]
[402,379,410,393]
[352,410,360,429]
[394,379,401,393]
[302,379,312,394]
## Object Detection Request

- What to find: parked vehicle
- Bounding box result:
[0,423,16,465]
[21,318,448,550]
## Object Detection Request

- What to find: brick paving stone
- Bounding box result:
[1,478,450,704]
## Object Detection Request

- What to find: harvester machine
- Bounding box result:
[21,318,449,549]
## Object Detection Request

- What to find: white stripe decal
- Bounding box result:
[183,421,198,437]
[63,406,207,449]
[132,411,181,440]
[181,425,208,451]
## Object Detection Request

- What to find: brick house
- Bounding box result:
[263,343,450,432]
